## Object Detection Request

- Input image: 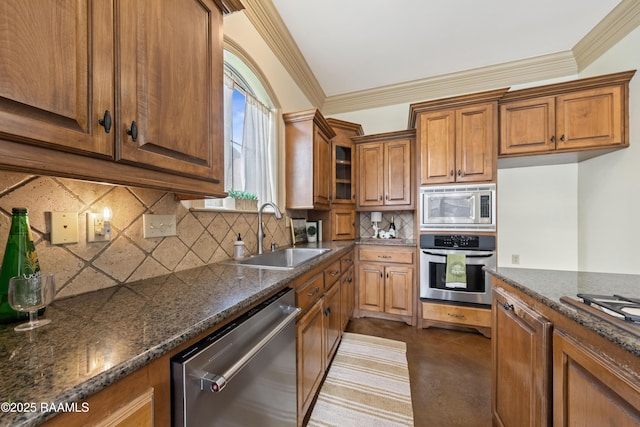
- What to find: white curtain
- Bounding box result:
[242,93,277,205]
[223,73,234,191]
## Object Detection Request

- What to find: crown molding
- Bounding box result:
[573,0,640,72]
[243,0,639,115]
[241,0,325,108]
[322,51,577,115]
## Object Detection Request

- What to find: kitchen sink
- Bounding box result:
[236,248,330,270]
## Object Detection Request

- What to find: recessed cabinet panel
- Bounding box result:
[385,140,412,205]
[358,144,385,207]
[500,97,555,154]
[354,130,414,210]
[556,86,623,150]
[456,104,494,182]
[0,1,113,156]
[492,286,552,427]
[419,111,456,184]
[118,0,223,180]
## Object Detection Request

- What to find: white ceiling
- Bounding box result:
[270,0,621,97]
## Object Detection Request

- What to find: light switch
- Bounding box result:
[143,214,176,238]
[51,211,79,244]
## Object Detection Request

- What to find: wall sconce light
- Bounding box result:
[87,207,112,242]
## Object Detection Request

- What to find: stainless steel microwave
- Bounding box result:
[420,184,496,231]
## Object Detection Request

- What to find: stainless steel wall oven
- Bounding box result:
[420,234,496,306]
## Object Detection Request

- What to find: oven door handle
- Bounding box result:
[422,250,495,258]
[198,306,300,393]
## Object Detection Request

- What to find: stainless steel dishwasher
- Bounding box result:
[171,288,300,427]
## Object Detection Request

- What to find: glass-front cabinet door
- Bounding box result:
[333,141,354,203]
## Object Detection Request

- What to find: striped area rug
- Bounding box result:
[307,332,414,427]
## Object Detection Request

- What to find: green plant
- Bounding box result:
[227,190,257,200]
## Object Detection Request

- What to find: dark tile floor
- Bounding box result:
[345,318,492,427]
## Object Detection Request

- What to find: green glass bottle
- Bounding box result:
[0,208,42,324]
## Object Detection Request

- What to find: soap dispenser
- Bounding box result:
[234,233,246,259]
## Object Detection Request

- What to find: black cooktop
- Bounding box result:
[578,294,640,323]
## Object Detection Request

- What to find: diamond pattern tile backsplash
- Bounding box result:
[0,172,291,300]
[358,211,415,240]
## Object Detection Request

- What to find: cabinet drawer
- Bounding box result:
[296,274,324,312]
[324,260,342,289]
[340,252,354,273]
[358,248,414,264]
[422,302,491,327]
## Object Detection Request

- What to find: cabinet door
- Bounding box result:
[340,266,355,330]
[332,139,355,204]
[418,110,456,185]
[0,2,114,156]
[455,103,495,183]
[384,266,413,316]
[314,127,332,209]
[297,299,325,425]
[357,143,384,207]
[324,282,342,364]
[500,97,556,155]
[358,262,384,312]
[555,85,624,150]
[331,208,356,240]
[117,0,223,183]
[492,287,552,427]
[384,139,412,206]
[553,329,640,427]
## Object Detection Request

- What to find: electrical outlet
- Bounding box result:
[143,214,176,238]
[51,212,79,244]
[87,212,112,242]
[512,254,520,265]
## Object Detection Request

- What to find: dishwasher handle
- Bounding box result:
[200,306,300,393]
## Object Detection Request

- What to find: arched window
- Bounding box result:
[204,48,278,209]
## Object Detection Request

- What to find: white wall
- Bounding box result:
[576,26,640,274]
[497,164,579,269]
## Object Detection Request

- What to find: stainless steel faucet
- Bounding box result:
[257,202,283,254]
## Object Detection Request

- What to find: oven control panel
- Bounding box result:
[420,234,496,251]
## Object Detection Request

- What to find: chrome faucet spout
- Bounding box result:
[257,202,283,254]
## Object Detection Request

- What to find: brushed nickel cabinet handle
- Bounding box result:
[447,313,465,319]
[307,286,320,297]
[503,302,514,311]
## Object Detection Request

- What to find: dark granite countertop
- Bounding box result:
[355,238,416,247]
[487,267,640,357]
[0,242,353,427]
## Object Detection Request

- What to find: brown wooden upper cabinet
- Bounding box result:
[284,109,336,211]
[0,0,238,197]
[499,70,635,157]
[409,89,508,185]
[353,130,415,211]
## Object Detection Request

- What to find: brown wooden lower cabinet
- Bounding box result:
[492,277,640,427]
[553,329,640,426]
[295,249,355,426]
[296,298,325,426]
[492,286,552,427]
[355,245,415,325]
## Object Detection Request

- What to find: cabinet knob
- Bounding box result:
[450,170,454,176]
[126,121,138,142]
[458,169,462,176]
[98,110,112,133]
[560,134,565,142]
[550,135,556,143]
[503,302,514,311]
